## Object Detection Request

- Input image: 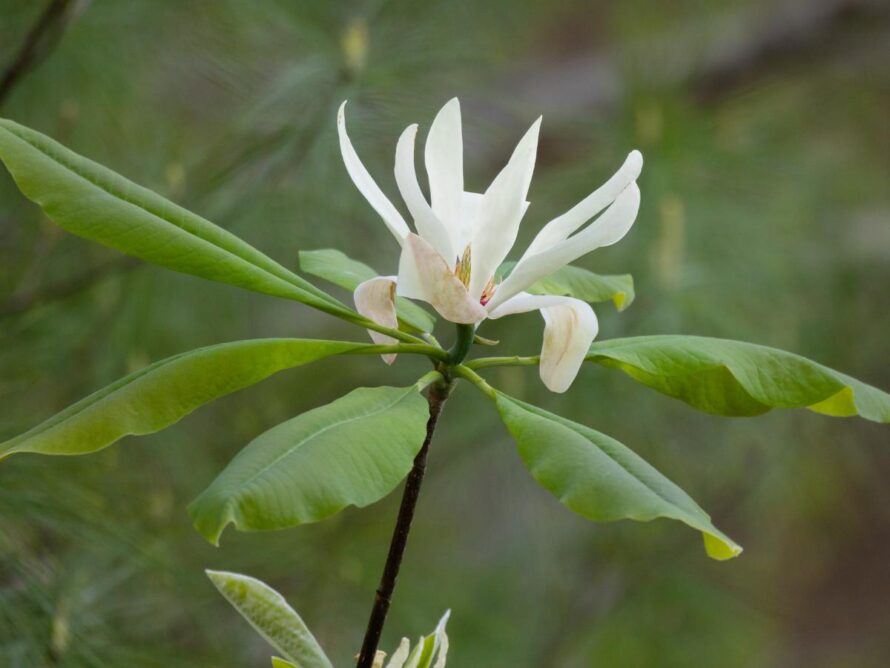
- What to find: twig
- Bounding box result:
[0,256,135,319]
[0,0,76,107]
[355,379,452,667]
[463,0,885,144]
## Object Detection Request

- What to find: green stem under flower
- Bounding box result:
[453,364,497,399]
[446,323,476,365]
[464,355,540,369]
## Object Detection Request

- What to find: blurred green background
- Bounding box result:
[1,1,888,666]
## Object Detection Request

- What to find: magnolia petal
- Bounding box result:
[468,117,542,300]
[486,182,640,312]
[488,292,598,392]
[540,298,598,393]
[425,98,464,240]
[337,102,410,245]
[486,291,572,319]
[354,275,400,364]
[522,150,643,258]
[397,233,486,324]
[394,124,454,262]
[384,638,411,668]
[432,610,451,668]
[450,191,484,259]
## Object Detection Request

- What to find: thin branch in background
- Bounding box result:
[0,0,77,107]
[467,0,886,143]
[693,0,890,102]
[0,257,136,320]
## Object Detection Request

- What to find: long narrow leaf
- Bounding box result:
[495,392,741,560]
[587,335,890,422]
[0,339,376,459]
[190,384,430,545]
[206,570,332,668]
[0,119,347,314]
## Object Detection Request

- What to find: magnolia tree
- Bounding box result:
[0,99,887,667]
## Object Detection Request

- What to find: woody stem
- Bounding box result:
[355,378,452,667]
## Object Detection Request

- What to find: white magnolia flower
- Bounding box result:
[339,98,642,392]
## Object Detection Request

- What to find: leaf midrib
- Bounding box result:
[2,340,366,452]
[230,389,416,499]
[508,396,712,528]
[2,348,194,451]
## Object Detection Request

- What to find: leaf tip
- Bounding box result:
[188,494,232,546]
[205,569,235,585]
[703,531,743,561]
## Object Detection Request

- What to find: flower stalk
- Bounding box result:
[446,323,476,366]
[464,355,540,369]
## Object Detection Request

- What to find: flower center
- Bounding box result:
[454,245,497,306]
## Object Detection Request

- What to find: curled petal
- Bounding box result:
[486,182,640,312]
[397,233,486,324]
[337,102,410,245]
[425,98,464,237]
[522,150,643,258]
[469,117,541,300]
[354,276,399,365]
[488,292,598,392]
[540,298,598,393]
[394,124,454,263]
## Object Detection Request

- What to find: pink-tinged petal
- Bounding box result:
[337,102,410,245]
[486,182,640,313]
[396,233,486,324]
[468,117,541,300]
[394,124,454,263]
[425,98,464,238]
[354,275,399,365]
[522,150,643,258]
[540,297,598,393]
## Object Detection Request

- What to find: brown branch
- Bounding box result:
[0,0,76,107]
[355,379,453,668]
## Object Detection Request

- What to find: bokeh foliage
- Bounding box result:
[1,1,888,666]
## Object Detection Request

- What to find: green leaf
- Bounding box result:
[586,335,890,422]
[0,339,373,459]
[189,384,429,545]
[206,570,332,668]
[406,635,436,668]
[300,249,436,331]
[0,119,347,314]
[494,393,742,560]
[498,261,634,311]
[271,659,298,668]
